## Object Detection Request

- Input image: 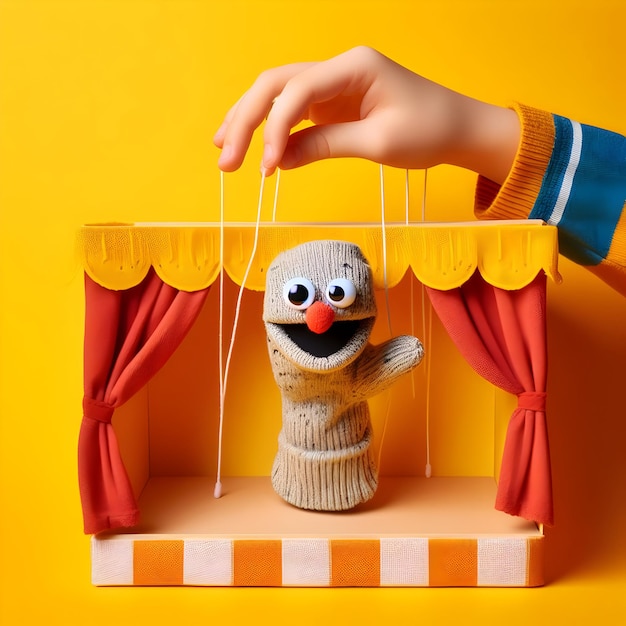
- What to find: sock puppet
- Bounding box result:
[263,240,424,511]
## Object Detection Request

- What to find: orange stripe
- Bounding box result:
[133,540,184,586]
[429,539,478,587]
[330,539,380,587]
[233,540,282,586]
[526,537,545,587]
[475,103,555,223]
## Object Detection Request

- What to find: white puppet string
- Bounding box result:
[406,170,416,399]
[375,164,394,473]
[419,168,433,479]
[405,168,433,478]
[214,171,266,499]
[272,167,281,222]
[379,164,393,335]
[216,170,225,497]
[423,293,433,478]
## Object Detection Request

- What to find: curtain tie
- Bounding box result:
[517,391,547,412]
[83,397,115,423]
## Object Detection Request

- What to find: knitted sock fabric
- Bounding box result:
[264,240,423,511]
[272,395,378,511]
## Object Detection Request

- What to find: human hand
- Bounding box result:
[214,46,519,184]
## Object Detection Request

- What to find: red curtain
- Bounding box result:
[426,271,553,526]
[79,270,209,534]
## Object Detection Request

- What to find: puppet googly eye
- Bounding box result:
[283,277,316,310]
[326,278,357,309]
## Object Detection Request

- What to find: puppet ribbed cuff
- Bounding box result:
[271,424,378,511]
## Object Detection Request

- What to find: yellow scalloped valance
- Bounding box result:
[77,220,561,292]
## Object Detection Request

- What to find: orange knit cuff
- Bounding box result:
[474,103,556,222]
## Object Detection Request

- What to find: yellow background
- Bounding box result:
[1,0,626,624]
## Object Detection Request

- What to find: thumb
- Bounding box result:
[278,120,377,169]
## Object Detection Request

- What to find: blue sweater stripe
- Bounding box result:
[530,115,626,266]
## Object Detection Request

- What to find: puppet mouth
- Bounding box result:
[275,319,370,358]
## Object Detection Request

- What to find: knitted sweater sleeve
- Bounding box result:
[474,102,626,296]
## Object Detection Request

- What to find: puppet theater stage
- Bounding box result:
[77,220,558,587]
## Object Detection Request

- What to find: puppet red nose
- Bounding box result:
[305,301,335,334]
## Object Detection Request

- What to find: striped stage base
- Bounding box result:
[92,535,544,587]
[90,476,544,588]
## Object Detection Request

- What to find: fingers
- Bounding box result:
[215,47,383,174]
[278,119,376,169]
[214,62,315,172]
[262,49,377,173]
[213,97,241,149]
